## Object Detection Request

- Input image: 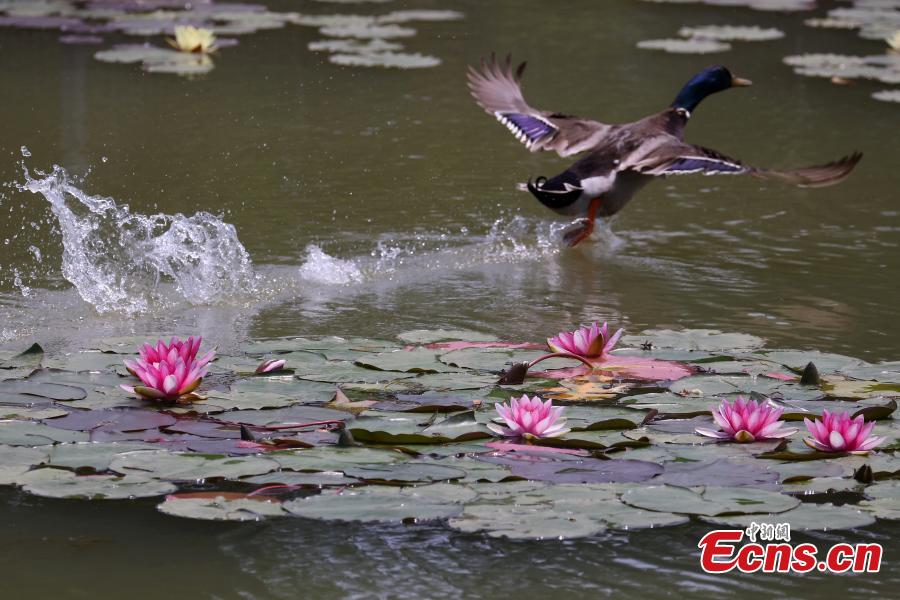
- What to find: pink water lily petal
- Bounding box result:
[547,322,623,359]
[804,410,883,453]
[695,427,732,439]
[122,336,214,402]
[490,394,568,439]
[699,396,798,443]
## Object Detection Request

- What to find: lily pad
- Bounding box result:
[656,458,780,488]
[783,53,900,85]
[678,25,785,41]
[449,502,607,539]
[342,462,467,483]
[703,502,875,531]
[0,444,47,484]
[158,492,285,521]
[873,89,900,103]
[43,408,176,432]
[439,348,574,372]
[319,23,417,39]
[109,450,280,481]
[328,51,441,69]
[213,405,348,427]
[377,10,465,24]
[95,44,215,76]
[350,411,489,444]
[397,329,497,344]
[0,343,43,370]
[0,380,87,401]
[354,349,459,373]
[242,471,358,487]
[624,330,765,352]
[0,421,90,446]
[308,38,404,53]
[46,442,159,472]
[17,468,175,499]
[271,446,409,472]
[449,482,687,539]
[478,453,663,483]
[669,374,823,401]
[284,483,475,522]
[637,38,732,54]
[296,360,417,384]
[622,485,800,516]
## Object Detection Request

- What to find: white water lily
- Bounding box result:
[888,31,900,51]
[167,25,217,54]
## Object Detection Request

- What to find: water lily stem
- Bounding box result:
[527,352,595,370]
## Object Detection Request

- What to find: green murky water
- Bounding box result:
[0,0,898,597]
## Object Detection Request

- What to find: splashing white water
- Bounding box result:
[298,244,364,284]
[296,214,574,287]
[20,164,256,314]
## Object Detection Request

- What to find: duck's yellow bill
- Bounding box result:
[731,76,753,87]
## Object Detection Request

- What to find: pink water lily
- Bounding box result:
[255,358,286,374]
[124,336,214,376]
[804,410,885,454]
[121,336,215,402]
[696,396,798,443]
[488,395,570,439]
[547,321,623,359]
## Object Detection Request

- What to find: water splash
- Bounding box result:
[20,164,256,314]
[298,244,364,284]
[297,214,571,287]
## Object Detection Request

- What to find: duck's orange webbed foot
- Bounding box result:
[562,198,601,247]
[562,219,594,247]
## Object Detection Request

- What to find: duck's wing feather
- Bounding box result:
[467,54,612,157]
[633,142,862,188]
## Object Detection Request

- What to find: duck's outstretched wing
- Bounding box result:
[467,53,613,157]
[633,143,862,188]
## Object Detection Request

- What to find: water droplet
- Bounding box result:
[101,156,108,163]
[20,146,31,157]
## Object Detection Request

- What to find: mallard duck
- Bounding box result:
[468,55,862,246]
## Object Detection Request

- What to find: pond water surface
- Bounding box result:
[1,0,898,597]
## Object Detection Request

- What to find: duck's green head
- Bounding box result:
[670,66,752,114]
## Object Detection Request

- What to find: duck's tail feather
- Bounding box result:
[525,173,583,210]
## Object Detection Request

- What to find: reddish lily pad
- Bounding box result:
[42,408,176,433]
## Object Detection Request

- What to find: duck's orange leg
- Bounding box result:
[562,198,602,247]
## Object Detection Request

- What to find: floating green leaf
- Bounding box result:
[704,502,875,531]
[0,444,47,484]
[284,484,475,522]
[17,468,175,499]
[109,451,280,481]
[622,485,800,516]
[158,492,285,521]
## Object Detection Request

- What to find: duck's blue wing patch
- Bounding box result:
[495,112,557,147]
[661,156,747,175]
